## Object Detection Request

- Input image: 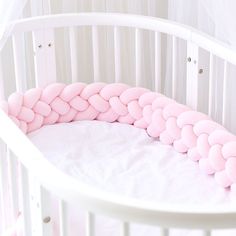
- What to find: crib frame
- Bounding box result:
[1,13,236,236]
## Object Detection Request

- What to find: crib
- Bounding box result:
[1,12,236,236]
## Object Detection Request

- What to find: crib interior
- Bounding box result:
[1,13,236,236]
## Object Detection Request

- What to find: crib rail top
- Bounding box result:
[7,12,236,66]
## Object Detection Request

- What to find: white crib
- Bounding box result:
[1,13,236,236]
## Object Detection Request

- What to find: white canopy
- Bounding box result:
[0,0,27,50]
[168,0,236,50]
[200,0,236,50]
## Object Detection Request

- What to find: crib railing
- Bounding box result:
[1,13,236,236]
[2,13,236,125]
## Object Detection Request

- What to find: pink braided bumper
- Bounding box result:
[1,82,236,189]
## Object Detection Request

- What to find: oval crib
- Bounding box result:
[1,13,236,236]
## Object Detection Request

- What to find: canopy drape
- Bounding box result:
[0,0,28,50]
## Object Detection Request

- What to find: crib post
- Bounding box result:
[31,0,56,87]
[32,29,57,87]
[186,41,199,110]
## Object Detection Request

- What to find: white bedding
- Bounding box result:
[29,121,236,236]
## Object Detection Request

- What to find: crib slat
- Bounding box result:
[40,187,53,236]
[59,200,67,236]
[186,41,199,109]
[160,228,169,236]
[32,30,44,86]
[86,212,95,236]
[208,53,214,116]
[222,60,228,126]
[203,230,211,236]
[114,26,121,83]
[29,179,53,236]
[12,33,27,92]
[69,27,79,83]
[92,26,100,82]
[121,222,130,236]
[19,162,31,235]
[172,36,177,99]
[0,55,5,99]
[7,149,19,222]
[154,31,161,92]
[135,28,142,86]
[0,142,7,232]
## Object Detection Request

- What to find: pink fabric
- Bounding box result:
[1,82,236,189]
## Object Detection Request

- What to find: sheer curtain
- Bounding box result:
[0,0,28,50]
[168,0,236,48]
[200,0,236,49]
[167,0,236,133]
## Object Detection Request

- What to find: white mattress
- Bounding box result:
[29,121,236,236]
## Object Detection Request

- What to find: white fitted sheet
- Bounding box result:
[28,121,236,236]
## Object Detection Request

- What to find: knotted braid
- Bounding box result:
[1,82,236,189]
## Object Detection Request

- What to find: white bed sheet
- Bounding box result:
[28,121,236,236]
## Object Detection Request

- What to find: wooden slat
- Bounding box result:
[86,212,95,236]
[0,55,5,99]
[208,53,214,116]
[40,187,53,236]
[12,33,27,92]
[69,27,79,83]
[29,179,53,236]
[186,41,199,109]
[114,26,121,83]
[172,36,177,99]
[160,228,169,236]
[135,28,142,86]
[92,26,100,82]
[203,230,211,236]
[0,142,7,231]
[121,222,130,236]
[222,60,228,126]
[19,162,31,235]
[7,149,19,222]
[154,31,161,92]
[59,200,67,236]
